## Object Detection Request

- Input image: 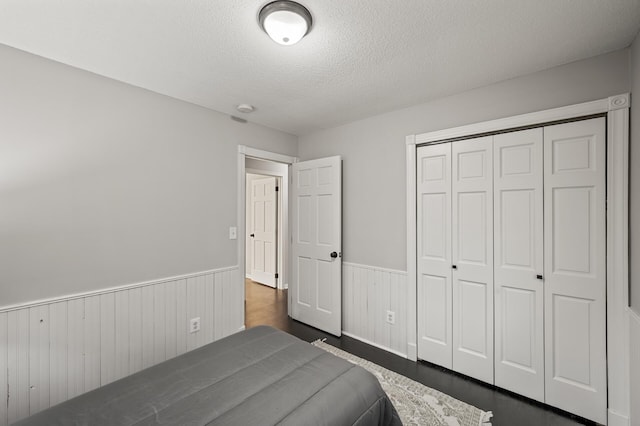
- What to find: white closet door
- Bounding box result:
[493,129,545,401]
[452,136,494,384]
[543,117,606,424]
[417,143,453,368]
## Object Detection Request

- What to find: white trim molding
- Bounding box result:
[0,266,242,426]
[238,145,298,165]
[608,93,630,111]
[342,332,408,359]
[406,94,631,424]
[606,94,631,426]
[414,96,613,145]
[405,135,418,361]
[0,267,238,313]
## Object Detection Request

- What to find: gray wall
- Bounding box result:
[298,49,630,272]
[631,32,640,314]
[0,44,297,307]
[2,41,635,308]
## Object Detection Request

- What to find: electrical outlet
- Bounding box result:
[229,226,237,240]
[190,317,201,333]
[386,310,395,325]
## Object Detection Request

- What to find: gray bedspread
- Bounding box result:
[16,326,402,425]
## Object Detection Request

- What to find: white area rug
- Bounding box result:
[312,340,493,426]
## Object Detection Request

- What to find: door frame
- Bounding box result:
[237,146,298,315]
[406,94,630,425]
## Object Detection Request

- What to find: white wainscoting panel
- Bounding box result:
[0,313,7,426]
[0,266,242,426]
[342,263,408,357]
[630,309,640,426]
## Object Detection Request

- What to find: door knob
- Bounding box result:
[330,251,338,258]
[250,233,255,238]
[536,274,543,280]
[452,265,457,270]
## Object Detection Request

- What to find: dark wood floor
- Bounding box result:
[244,279,596,426]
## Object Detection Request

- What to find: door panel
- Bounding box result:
[458,279,488,356]
[417,143,453,368]
[420,274,448,344]
[452,136,494,384]
[250,177,277,287]
[457,192,488,263]
[493,128,544,401]
[544,118,606,424]
[291,156,342,336]
[552,187,592,273]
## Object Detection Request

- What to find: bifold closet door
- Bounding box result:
[493,129,545,402]
[452,136,494,384]
[543,117,606,424]
[417,143,453,368]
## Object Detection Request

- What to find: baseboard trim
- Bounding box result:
[608,408,630,426]
[407,342,418,361]
[0,265,240,313]
[342,331,408,359]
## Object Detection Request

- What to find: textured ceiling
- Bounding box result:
[1,1,639,135]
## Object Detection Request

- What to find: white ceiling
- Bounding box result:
[1,1,639,135]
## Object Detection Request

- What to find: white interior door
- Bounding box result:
[543,117,606,424]
[417,143,453,368]
[452,136,494,384]
[291,156,342,336]
[250,177,277,287]
[493,129,545,402]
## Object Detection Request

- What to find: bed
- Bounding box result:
[15,325,402,425]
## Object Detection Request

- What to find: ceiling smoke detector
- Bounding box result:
[236,104,255,113]
[258,1,312,46]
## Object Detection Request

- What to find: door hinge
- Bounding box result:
[275,273,279,279]
[275,186,279,192]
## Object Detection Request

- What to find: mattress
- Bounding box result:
[15,325,402,425]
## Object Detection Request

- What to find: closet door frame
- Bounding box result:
[406,94,630,425]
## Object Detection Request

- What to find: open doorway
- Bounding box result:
[245,157,288,290]
[239,151,294,330]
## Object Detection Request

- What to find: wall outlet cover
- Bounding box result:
[386,310,395,325]
[190,317,201,333]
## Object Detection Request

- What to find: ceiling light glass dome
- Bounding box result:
[259,1,312,46]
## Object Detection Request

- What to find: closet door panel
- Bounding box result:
[493,129,544,402]
[452,136,494,384]
[543,117,606,425]
[417,144,452,368]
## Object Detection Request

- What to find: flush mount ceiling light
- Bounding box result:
[258,1,312,46]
